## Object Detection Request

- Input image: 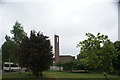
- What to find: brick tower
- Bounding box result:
[54,35,59,63]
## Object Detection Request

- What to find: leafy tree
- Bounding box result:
[18,30,53,77]
[113,41,120,71]
[2,21,26,63]
[11,21,26,44]
[2,35,17,63]
[77,33,116,73]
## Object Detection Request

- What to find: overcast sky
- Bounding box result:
[0,0,118,57]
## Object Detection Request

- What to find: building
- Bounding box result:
[54,35,75,63]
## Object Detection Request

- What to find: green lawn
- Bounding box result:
[43,70,119,78]
[2,73,37,78]
[2,70,120,79]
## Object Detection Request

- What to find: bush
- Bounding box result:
[55,60,88,71]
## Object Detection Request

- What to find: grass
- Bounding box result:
[2,73,37,78]
[2,70,120,80]
[43,70,120,78]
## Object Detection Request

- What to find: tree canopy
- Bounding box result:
[2,21,26,63]
[112,41,120,71]
[18,30,53,77]
[11,21,26,44]
[77,33,116,72]
[2,35,17,63]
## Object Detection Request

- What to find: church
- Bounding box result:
[54,35,75,63]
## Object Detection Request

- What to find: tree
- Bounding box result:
[2,21,26,63]
[77,33,116,73]
[2,35,17,63]
[18,30,53,77]
[11,21,26,44]
[113,41,120,71]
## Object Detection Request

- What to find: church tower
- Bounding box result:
[54,35,59,63]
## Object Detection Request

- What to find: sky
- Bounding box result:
[0,0,118,58]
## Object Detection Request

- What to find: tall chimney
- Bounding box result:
[54,35,59,63]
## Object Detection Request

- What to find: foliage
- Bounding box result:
[112,41,120,71]
[56,60,87,71]
[11,21,26,44]
[72,60,88,70]
[62,61,74,71]
[2,21,26,63]
[77,33,116,72]
[2,35,17,63]
[18,30,53,77]
[55,62,64,66]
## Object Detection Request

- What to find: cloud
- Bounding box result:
[0,1,118,57]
